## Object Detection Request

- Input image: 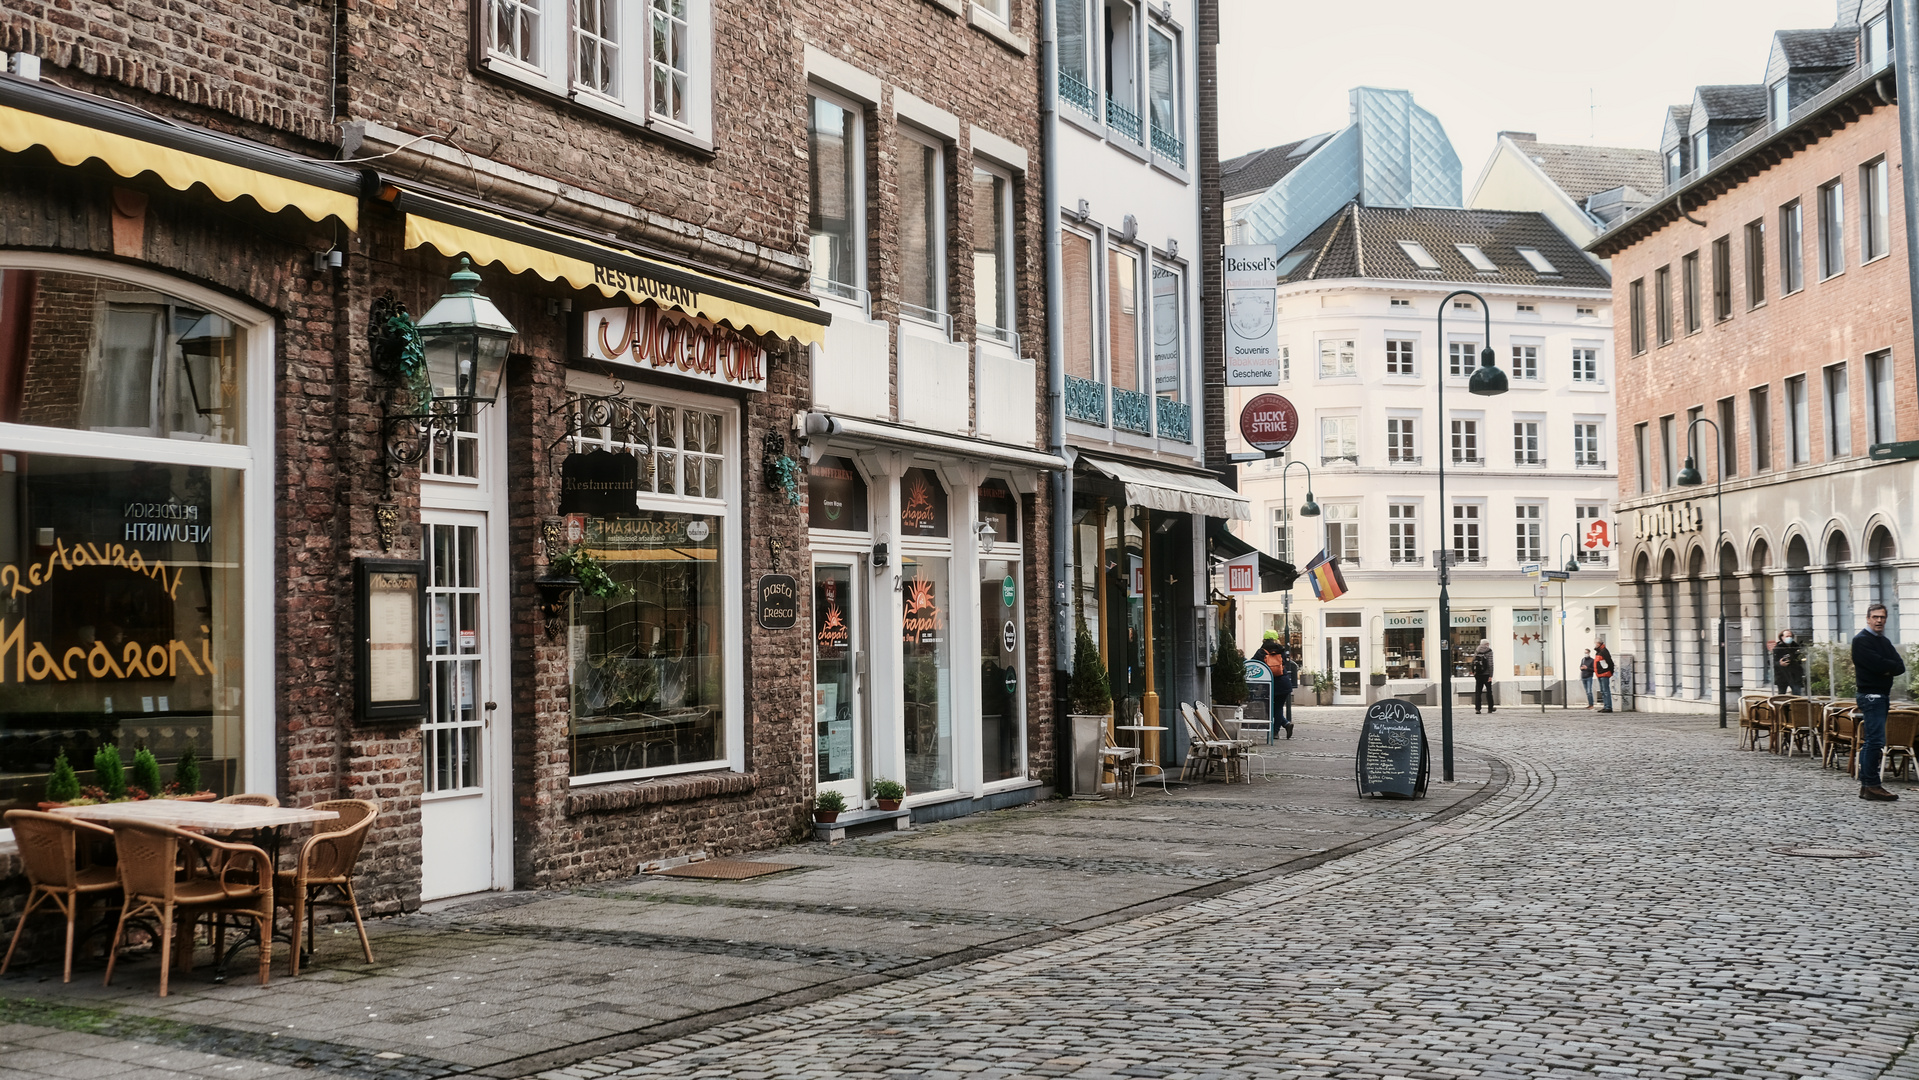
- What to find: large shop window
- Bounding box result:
[0,267,256,812]
[566,396,733,781]
[902,555,952,793]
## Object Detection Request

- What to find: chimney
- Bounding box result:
[1499,131,1538,143]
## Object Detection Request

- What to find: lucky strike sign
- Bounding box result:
[1239,393,1298,453]
[582,303,767,392]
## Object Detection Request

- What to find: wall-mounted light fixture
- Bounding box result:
[975,519,998,553]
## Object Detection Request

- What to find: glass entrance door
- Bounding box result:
[813,561,863,803]
[1332,634,1363,703]
[420,514,495,899]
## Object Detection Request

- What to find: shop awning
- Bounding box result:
[390,188,828,347]
[807,413,1069,472]
[1080,457,1251,521]
[0,77,361,229]
[1206,518,1296,593]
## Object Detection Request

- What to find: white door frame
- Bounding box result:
[811,552,867,805]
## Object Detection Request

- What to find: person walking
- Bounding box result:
[1471,639,1496,713]
[1772,630,1806,694]
[1254,631,1295,739]
[1579,649,1595,709]
[1593,641,1615,713]
[1852,603,1905,802]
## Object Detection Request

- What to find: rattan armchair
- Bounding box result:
[1,810,120,982]
[274,799,378,976]
[103,820,273,995]
[216,794,280,807]
[1823,704,1860,774]
[1884,708,1919,782]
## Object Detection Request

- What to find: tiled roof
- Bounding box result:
[1278,203,1608,289]
[1776,28,1858,69]
[1694,84,1767,121]
[1221,134,1332,200]
[1519,141,1666,203]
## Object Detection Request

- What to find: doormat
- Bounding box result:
[648,859,801,880]
[1770,846,1883,859]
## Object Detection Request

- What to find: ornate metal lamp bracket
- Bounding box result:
[548,381,655,459]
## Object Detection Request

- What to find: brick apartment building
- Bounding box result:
[0,0,1054,916]
[1589,0,1918,710]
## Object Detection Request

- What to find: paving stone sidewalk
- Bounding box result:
[0,707,1494,1080]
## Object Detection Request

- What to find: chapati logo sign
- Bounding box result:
[1239,394,1299,453]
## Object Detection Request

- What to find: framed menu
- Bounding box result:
[356,558,428,722]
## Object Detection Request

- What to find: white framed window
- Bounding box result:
[1577,503,1608,565]
[973,163,1015,343]
[1277,344,1291,382]
[1510,343,1539,380]
[1398,241,1439,270]
[1574,421,1602,467]
[1515,302,1537,314]
[1386,416,1419,464]
[1572,345,1599,383]
[809,89,866,299]
[1318,338,1356,378]
[1151,264,1183,402]
[1576,305,1597,318]
[1146,24,1183,166]
[480,0,712,138]
[1818,180,1845,279]
[1386,338,1416,376]
[1321,415,1358,466]
[1517,249,1557,274]
[898,127,949,324]
[1515,503,1543,563]
[1781,200,1805,293]
[1824,361,1851,458]
[1770,79,1789,126]
[1391,297,1412,308]
[1270,506,1292,563]
[1455,244,1498,272]
[1450,417,1480,464]
[1693,129,1709,171]
[1104,0,1142,142]
[1448,340,1478,377]
[1869,349,1897,445]
[1451,503,1482,564]
[1108,244,1142,391]
[973,0,1008,25]
[1863,158,1891,263]
[1388,504,1419,564]
[1512,420,1542,466]
[1786,374,1810,465]
[1325,503,1360,563]
[1868,11,1893,70]
[1056,0,1095,120]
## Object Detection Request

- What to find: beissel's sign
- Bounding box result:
[1222,244,1280,385]
[1632,502,1701,539]
[582,303,768,392]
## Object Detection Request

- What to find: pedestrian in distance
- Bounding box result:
[1772,629,1806,695]
[1471,639,1496,714]
[1852,603,1905,802]
[1579,649,1595,709]
[1593,641,1615,713]
[1254,630,1295,739]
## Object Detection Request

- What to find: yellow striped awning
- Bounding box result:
[396,191,827,347]
[0,83,360,230]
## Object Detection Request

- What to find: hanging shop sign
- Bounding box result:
[1632,502,1702,540]
[1222,244,1280,385]
[757,574,798,630]
[1225,551,1260,595]
[559,449,641,516]
[807,456,869,532]
[900,469,949,537]
[1584,517,1614,551]
[1239,394,1298,453]
[581,303,768,392]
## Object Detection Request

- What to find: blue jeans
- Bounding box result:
[1271,684,1294,735]
[1581,676,1594,705]
[1857,693,1889,788]
[1598,677,1613,711]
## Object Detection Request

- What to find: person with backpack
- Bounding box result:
[1593,641,1615,713]
[1471,639,1496,713]
[1254,630,1295,739]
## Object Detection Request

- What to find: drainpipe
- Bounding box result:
[1893,0,1919,380]
[1043,1,1072,690]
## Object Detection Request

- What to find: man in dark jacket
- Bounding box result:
[1853,603,1905,802]
[1471,640,1496,713]
[1253,631,1294,739]
[1594,642,1615,713]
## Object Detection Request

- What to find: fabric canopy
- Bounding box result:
[1080,457,1251,521]
[397,191,828,348]
[1206,518,1296,593]
[0,82,360,229]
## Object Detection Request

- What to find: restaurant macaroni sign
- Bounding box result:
[583,303,768,392]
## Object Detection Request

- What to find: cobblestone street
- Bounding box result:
[7,705,1919,1079]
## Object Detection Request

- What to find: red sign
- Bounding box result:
[1240,394,1298,453]
[1583,519,1612,551]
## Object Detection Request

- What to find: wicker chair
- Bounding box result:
[216,794,280,807]
[1823,704,1860,774]
[1739,696,1775,751]
[1,810,120,982]
[1780,697,1820,757]
[103,820,273,995]
[274,799,379,976]
[1884,708,1919,781]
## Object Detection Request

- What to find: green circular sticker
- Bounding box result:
[1001,576,1016,607]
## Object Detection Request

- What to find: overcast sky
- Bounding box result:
[1219,0,1844,177]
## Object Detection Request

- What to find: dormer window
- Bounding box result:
[1516,248,1557,274]
[1770,80,1789,127]
[1867,12,1892,70]
[1667,148,1683,185]
[1276,250,1311,276]
[1692,130,1709,172]
[1398,241,1440,270]
[1455,244,1498,273]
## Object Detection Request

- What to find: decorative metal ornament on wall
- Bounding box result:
[550,382,655,463]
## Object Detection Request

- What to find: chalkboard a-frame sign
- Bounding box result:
[356,558,429,723]
[1355,698,1429,798]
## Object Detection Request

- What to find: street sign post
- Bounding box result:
[1520,562,1541,576]
[1542,569,1570,581]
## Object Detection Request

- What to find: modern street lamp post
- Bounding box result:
[1276,455,1322,686]
[1676,418,1728,729]
[1436,291,1510,782]
[1557,533,1581,710]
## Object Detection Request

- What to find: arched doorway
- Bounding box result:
[1827,532,1854,643]
[1661,550,1680,696]
[1786,535,1812,638]
[1869,527,1899,643]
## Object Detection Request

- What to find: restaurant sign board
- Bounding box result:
[582,303,768,392]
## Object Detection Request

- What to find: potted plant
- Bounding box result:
[93,744,127,801]
[1068,619,1112,720]
[129,747,162,800]
[1370,669,1389,687]
[870,778,905,812]
[814,790,846,823]
[162,746,217,800]
[40,751,81,808]
[538,542,628,617]
[1311,669,1335,705]
[1211,623,1249,725]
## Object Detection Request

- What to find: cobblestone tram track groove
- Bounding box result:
[529,719,1919,1080]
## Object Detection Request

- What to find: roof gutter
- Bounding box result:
[1891,0,1919,382]
[1041,0,1073,682]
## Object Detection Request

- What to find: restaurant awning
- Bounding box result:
[389,188,829,348]
[1206,518,1296,593]
[0,77,361,230]
[1079,456,1251,521]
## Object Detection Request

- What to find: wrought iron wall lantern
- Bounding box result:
[370,258,517,500]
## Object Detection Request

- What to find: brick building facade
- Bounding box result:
[0,0,1056,934]
[1590,6,1919,709]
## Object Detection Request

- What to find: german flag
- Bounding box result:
[1304,550,1348,602]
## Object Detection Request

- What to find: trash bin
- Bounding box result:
[1071,714,1105,797]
